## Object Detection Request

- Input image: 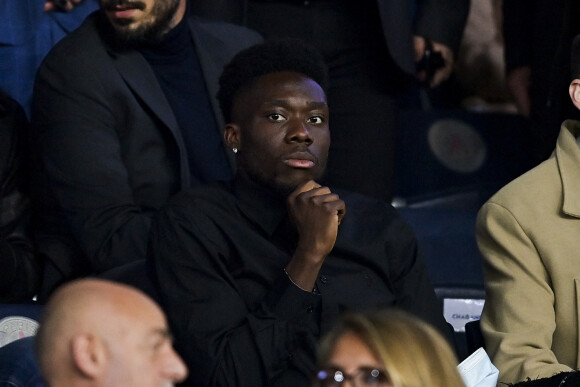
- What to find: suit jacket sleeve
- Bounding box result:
[477,202,573,383]
[414,0,470,53]
[31,27,156,272]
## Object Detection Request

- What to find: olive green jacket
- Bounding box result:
[477,120,580,384]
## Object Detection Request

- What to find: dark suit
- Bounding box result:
[31,10,262,299]
[243,0,469,200]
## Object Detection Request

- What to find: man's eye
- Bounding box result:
[308,116,323,124]
[268,113,285,121]
[152,340,164,352]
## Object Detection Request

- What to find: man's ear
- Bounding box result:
[71,334,106,378]
[224,123,241,150]
[569,79,580,110]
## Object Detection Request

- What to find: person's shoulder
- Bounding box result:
[165,181,236,214]
[333,188,417,249]
[485,157,558,210]
[41,11,104,63]
[187,15,263,46]
[334,188,407,227]
[187,15,262,38]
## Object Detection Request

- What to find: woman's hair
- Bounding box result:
[317,309,465,387]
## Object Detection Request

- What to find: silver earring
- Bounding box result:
[232,148,238,154]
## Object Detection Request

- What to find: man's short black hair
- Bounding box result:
[217,38,329,123]
[571,34,580,81]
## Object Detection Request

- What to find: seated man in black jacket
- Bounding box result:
[0,89,39,302]
[30,0,261,299]
[148,38,449,387]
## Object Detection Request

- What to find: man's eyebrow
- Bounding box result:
[150,327,173,341]
[265,99,328,109]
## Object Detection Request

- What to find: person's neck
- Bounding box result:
[138,15,191,59]
[236,172,299,201]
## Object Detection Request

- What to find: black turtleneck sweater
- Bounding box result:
[139,18,232,186]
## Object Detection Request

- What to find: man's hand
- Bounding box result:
[44,0,84,12]
[284,180,346,291]
[414,36,454,88]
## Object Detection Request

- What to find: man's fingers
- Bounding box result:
[290,180,321,197]
[317,197,346,224]
[310,191,339,203]
[288,182,346,224]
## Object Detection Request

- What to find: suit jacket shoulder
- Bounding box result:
[35,11,112,82]
[189,15,263,49]
[188,15,263,132]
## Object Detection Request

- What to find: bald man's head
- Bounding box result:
[36,279,187,387]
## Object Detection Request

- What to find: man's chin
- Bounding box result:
[111,23,165,47]
[271,177,320,197]
[112,18,135,27]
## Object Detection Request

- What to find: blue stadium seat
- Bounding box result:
[0,303,44,386]
[0,336,44,387]
[393,108,535,205]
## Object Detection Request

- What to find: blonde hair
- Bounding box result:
[318,309,465,387]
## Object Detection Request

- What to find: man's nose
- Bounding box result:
[286,120,313,144]
[162,347,188,382]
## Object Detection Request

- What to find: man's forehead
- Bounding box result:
[256,71,320,86]
[265,98,327,105]
[248,74,325,100]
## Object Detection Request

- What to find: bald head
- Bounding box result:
[36,279,187,387]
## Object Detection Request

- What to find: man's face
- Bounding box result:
[99,0,182,44]
[105,299,188,387]
[228,71,330,195]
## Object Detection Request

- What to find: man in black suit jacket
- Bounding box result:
[30,0,262,299]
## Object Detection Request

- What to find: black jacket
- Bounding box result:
[149,175,449,386]
[31,10,262,298]
[0,89,39,302]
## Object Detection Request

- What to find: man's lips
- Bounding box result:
[284,152,317,168]
[104,2,145,18]
[111,8,139,18]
